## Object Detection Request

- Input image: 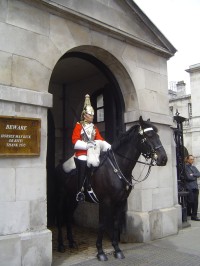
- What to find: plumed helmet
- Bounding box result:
[81,94,94,120]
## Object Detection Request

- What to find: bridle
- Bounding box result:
[108,126,164,187]
[138,126,163,163]
[115,126,163,164]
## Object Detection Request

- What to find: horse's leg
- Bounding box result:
[66,200,78,248]
[57,195,65,252]
[96,203,108,261]
[111,202,125,259]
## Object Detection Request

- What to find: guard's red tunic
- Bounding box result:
[72,122,104,157]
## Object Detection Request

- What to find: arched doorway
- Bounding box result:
[47,50,125,226]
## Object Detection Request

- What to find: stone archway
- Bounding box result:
[47,47,137,227]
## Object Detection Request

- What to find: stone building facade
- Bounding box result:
[169,64,200,212]
[169,64,200,168]
[0,1,180,265]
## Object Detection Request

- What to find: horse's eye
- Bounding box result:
[145,131,153,137]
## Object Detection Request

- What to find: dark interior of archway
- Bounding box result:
[47,51,125,226]
[60,52,125,144]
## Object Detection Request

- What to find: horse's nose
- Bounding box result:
[161,155,168,166]
[157,154,167,166]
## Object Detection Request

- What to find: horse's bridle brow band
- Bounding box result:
[143,127,153,132]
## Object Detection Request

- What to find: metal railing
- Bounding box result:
[173,112,189,223]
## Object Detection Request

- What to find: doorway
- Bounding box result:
[47,50,125,226]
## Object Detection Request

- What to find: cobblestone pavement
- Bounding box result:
[51,225,116,266]
[51,220,200,266]
[72,244,200,266]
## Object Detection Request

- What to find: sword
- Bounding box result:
[70,106,90,142]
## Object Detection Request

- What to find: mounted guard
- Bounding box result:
[72,94,111,202]
[55,115,167,260]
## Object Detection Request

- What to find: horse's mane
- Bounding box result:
[111,120,158,150]
[112,124,139,150]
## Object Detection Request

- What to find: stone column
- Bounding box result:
[186,64,200,212]
[0,85,52,266]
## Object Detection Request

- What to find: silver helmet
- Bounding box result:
[81,94,94,120]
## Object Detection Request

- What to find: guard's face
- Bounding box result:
[84,113,94,123]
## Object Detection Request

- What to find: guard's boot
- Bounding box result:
[74,158,87,202]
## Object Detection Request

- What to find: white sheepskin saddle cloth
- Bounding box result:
[62,140,111,173]
[62,155,76,173]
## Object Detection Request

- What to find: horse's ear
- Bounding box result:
[147,118,150,122]
[139,116,145,126]
[139,116,145,129]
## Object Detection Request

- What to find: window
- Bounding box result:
[96,94,104,122]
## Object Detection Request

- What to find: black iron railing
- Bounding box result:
[173,112,188,223]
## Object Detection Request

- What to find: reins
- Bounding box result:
[107,125,162,186]
[114,150,155,166]
[90,125,162,195]
[108,149,154,187]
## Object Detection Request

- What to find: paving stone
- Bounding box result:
[51,222,200,266]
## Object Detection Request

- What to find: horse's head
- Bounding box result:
[138,116,168,166]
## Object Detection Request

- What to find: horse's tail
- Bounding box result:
[54,163,77,194]
[54,162,77,227]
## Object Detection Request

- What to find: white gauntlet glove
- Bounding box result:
[86,141,96,149]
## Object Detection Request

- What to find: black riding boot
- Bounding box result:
[74,158,87,202]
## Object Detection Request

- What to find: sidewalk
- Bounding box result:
[52,218,200,266]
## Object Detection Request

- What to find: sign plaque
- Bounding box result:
[0,116,41,156]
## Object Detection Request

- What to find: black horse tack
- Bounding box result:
[55,116,167,261]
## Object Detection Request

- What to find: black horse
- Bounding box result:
[55,116,167,261]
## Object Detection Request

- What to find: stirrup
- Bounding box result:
[87,187,99,203]
[76,191,85,202]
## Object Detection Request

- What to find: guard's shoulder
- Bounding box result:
[74,122,81,128]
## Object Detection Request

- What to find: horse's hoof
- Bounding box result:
[114,251,125,259]
[58,245,66,253]
[97,252,108,261]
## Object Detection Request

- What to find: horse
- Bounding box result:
[54,116,167,261]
